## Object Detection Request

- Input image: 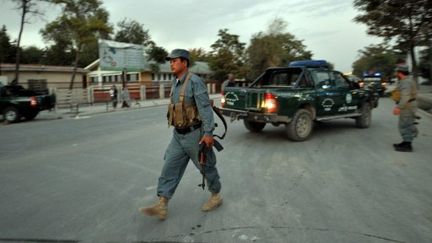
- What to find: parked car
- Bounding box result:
[0,84,56,123]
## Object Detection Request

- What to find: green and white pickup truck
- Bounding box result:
[0,84,56,123]
[220,60,379,141]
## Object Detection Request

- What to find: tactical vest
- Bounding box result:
[167,72,200,128]
[391,79,417,103]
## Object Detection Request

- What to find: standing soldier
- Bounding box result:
[139,49,222,220]
[391,64,418,152]
[221,73,236,93]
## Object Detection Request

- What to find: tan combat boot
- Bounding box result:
[139,197,168,220]
[201,193,223,212]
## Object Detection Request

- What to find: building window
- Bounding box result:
[152,73,155,81]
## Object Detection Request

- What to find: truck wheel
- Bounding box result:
[355,102,371,128]
[3,106,20,123]
[24,111,39,120]
[244,120,266,133]
[286,109,313,141]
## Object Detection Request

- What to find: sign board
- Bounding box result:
[98,39,145,71]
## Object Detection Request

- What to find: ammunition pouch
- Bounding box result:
[168,102,200,128]
[391,89,401,102]
[167,72,201,128]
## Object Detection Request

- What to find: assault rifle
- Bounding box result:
[198,105,226,190]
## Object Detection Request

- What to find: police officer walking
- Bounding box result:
[391,64,418,152]
[139,49,223,220]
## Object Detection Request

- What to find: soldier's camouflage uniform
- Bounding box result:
[394,76,418,142]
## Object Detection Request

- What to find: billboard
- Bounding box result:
[98,39,145,71]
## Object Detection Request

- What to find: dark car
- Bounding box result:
[0,84,56,123]
[359,73,387,96]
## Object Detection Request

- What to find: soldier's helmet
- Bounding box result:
[395,64,410,74]
[165,49,190,61]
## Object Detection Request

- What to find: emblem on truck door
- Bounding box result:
[322,98,334,111]
[346,93,352,104]
[225,92,239,106]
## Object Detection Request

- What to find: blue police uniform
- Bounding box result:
[157,72,221,199]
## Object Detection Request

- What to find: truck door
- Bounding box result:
[312,70,341,116]
[332,71,359,114]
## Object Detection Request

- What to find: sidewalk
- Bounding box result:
[38,94,223,119]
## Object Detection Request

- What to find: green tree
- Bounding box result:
[352,44,400,80]
[353,0,432,82]
[42,0,112,89]
[419,45,432,82]
[43,40,75,66]
[246,18,312,80]
[20,45,44,64]
[189,48,209,63]
[0,25,15,64]
[145,43,168,73]
[40,19,75,66]
[208,29,246,82]
[114,18,151,46]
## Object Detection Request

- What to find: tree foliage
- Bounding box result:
[0,25,15,64]
[42,0,112,89]
[418,45,432,82]
[9,0,44,84]
[189,48,209,63]
[246,18,312,80]
[352,44,400,79]
[145,43,167,63]
[353,0,432,80]
[208,29,246,82]
[114,18,151,46]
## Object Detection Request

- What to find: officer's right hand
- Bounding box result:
[199,135,214,148]
[393,106,400,116]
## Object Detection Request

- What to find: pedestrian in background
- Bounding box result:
[139,49,223,220]
[109,85,118,108]
[121,87,130,108]
[391,64,418,152]
[221,73,236,93]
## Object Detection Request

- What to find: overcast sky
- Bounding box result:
[1,0,383,72]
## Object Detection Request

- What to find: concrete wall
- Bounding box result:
[0,71,86,89]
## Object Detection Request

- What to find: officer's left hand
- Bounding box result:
[200,135,214,148]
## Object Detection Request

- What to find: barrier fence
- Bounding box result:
[53,82,220,107]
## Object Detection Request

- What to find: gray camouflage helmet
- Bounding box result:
[395,64,409,73]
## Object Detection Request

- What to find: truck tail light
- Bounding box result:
[263,92,277,113]
[30,96,38,106]
[220,91,225,107]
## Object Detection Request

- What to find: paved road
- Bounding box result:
[0,97,431,243]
